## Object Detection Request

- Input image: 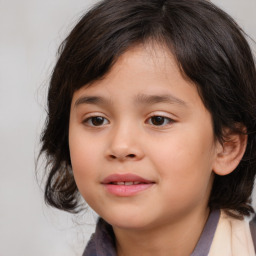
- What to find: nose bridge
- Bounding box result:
[107,119,143,160]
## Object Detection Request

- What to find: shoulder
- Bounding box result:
[82,234,97,256]
[209,210,256,256]
[82,218,116,256]
[250,215,256,253]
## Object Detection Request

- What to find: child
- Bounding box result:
[40,0,256,255]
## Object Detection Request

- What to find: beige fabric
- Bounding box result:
[208,211,255,256]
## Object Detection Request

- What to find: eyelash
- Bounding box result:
[82,115,174,127]
[82,116,109,127]
[146,115,174,126]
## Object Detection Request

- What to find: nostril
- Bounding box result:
[109,154,136,159]
[127,154,136,158]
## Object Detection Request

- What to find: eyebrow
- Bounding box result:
[74,93,187,108]
[134,93,187,107]
[74,96,111,107]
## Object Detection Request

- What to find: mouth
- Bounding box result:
[102,173,154,185]
[101,173,155,196]
[109,181,148,185]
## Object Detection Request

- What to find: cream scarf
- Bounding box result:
[209,211,255,256]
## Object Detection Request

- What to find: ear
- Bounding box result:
[213,127,247,176]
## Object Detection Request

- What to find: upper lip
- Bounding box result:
[101,173,154,184]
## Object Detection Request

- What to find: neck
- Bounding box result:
[113,207,210,256]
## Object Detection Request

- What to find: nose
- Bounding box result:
[105,123,144,161]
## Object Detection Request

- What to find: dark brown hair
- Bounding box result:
[40,0,256,217]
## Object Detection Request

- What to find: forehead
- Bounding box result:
[110,43,181,81]
[71,44,204,110]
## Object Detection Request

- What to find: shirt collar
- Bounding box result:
[83,209,220,256]
[191,209,220,256]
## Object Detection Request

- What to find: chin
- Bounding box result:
[101,211,149,230]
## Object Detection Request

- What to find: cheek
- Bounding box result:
[69,141,102,209]
[69,129,101,189]
[153,137,214,212]
[151,127,215,189]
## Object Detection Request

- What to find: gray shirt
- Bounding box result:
[83,210,221,256]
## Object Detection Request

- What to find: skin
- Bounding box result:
[69,44,224,256]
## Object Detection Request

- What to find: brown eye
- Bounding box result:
[91,117,105,126]
[151,116,164,125]
[148,116,173,126]
[83,116,109,126]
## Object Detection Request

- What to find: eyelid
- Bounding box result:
[147,111,176,120]
[82,113,110,127]
[145,112,176,126]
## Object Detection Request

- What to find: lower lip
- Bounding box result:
[103,184,154,196]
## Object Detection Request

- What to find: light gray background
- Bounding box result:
[0,1,255,255]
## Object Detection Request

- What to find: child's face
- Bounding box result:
[69,44,220,230]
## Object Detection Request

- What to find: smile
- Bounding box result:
[110,181,146,185]
[102,173,155,196]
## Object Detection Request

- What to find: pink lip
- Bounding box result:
[102,173,153,184]
[101,173,155,197]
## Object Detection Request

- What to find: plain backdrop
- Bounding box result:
[0,0,255,255]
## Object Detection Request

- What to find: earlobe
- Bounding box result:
[212,128,247,176]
